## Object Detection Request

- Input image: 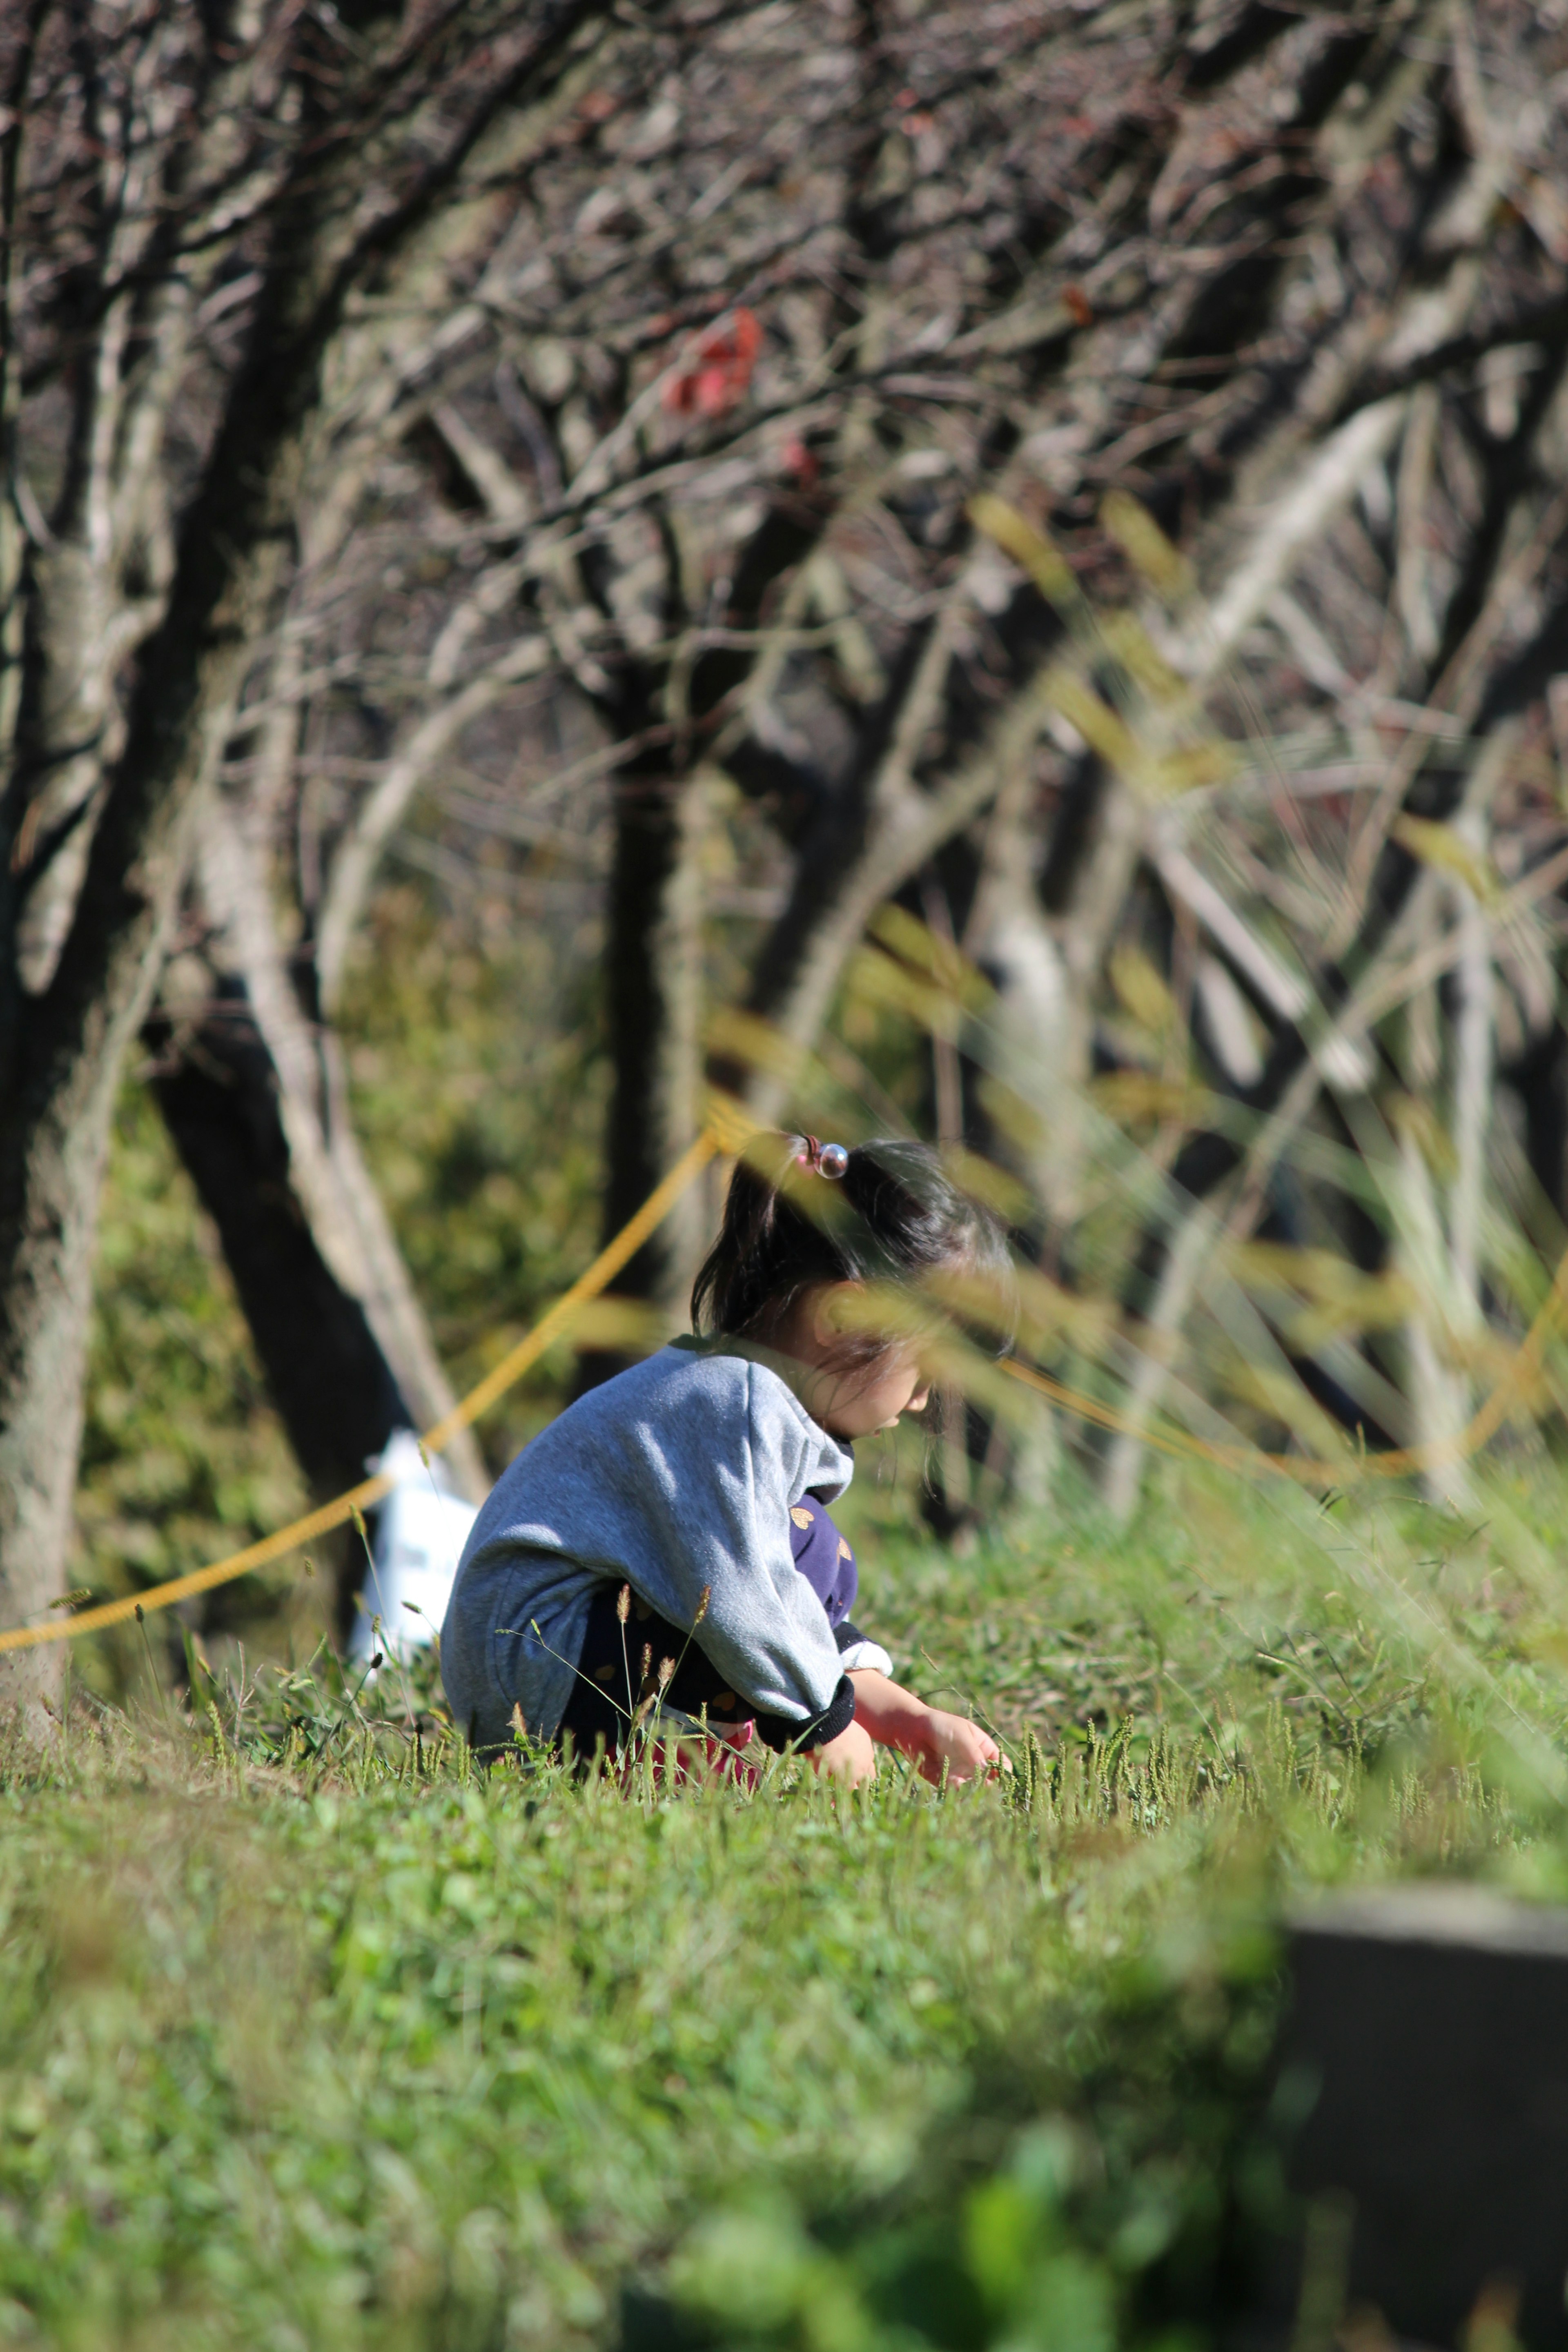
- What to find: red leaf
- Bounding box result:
[662,308,763,419]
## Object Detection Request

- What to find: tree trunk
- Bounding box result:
[0,639,291,1718]
[584,770,707,1370]
[0,1056,125,1726]
[146,989,413,1639]
[191,799,489,1500]
[0,205,339,1706]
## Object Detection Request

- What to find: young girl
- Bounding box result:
[441,1133,1010,1787]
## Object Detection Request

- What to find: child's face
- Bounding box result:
[780,1283,932,1439]
[822,1345,931,1439]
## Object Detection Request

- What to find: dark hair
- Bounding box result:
[690,1133,1013,1357]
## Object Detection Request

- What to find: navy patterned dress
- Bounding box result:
[554,1494,874,1759]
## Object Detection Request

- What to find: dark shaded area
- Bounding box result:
[1184,1,1305,90]
[1508,1026,1568,1231]
[1263,1889,1568,2349]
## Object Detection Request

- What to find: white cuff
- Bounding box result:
[838,1639,893,1677]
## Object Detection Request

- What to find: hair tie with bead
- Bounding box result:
[796,1135,849,1179]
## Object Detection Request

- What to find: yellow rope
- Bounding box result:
[8,1089,1567,1656]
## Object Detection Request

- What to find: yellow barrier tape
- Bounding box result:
[0,1123,728,1657]
[8,1085,1566,1658]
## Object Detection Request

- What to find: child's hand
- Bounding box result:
[917,1708,1003,1786]
[812,1718,878,1787]
[848,1670,1004,1786]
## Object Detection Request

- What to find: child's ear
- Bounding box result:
[802,1282,835,1348]
[813,1282,862,1344]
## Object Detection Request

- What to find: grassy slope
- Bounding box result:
[9,1465,1568,2352]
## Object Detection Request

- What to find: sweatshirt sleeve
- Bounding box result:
[835,1620,895,1677]
[625,1360,849,1722]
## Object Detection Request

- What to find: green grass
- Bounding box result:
[10,1464,1568,2352]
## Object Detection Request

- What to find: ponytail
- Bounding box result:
[691,1133,1011,1348]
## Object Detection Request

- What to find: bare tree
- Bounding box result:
[0,0,626,1712]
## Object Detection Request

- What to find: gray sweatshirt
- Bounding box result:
[440,1339,858,1752]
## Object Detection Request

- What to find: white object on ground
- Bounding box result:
[348,1430,480,1664]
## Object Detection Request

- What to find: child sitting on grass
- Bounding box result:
[441,1132,1010,1787]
